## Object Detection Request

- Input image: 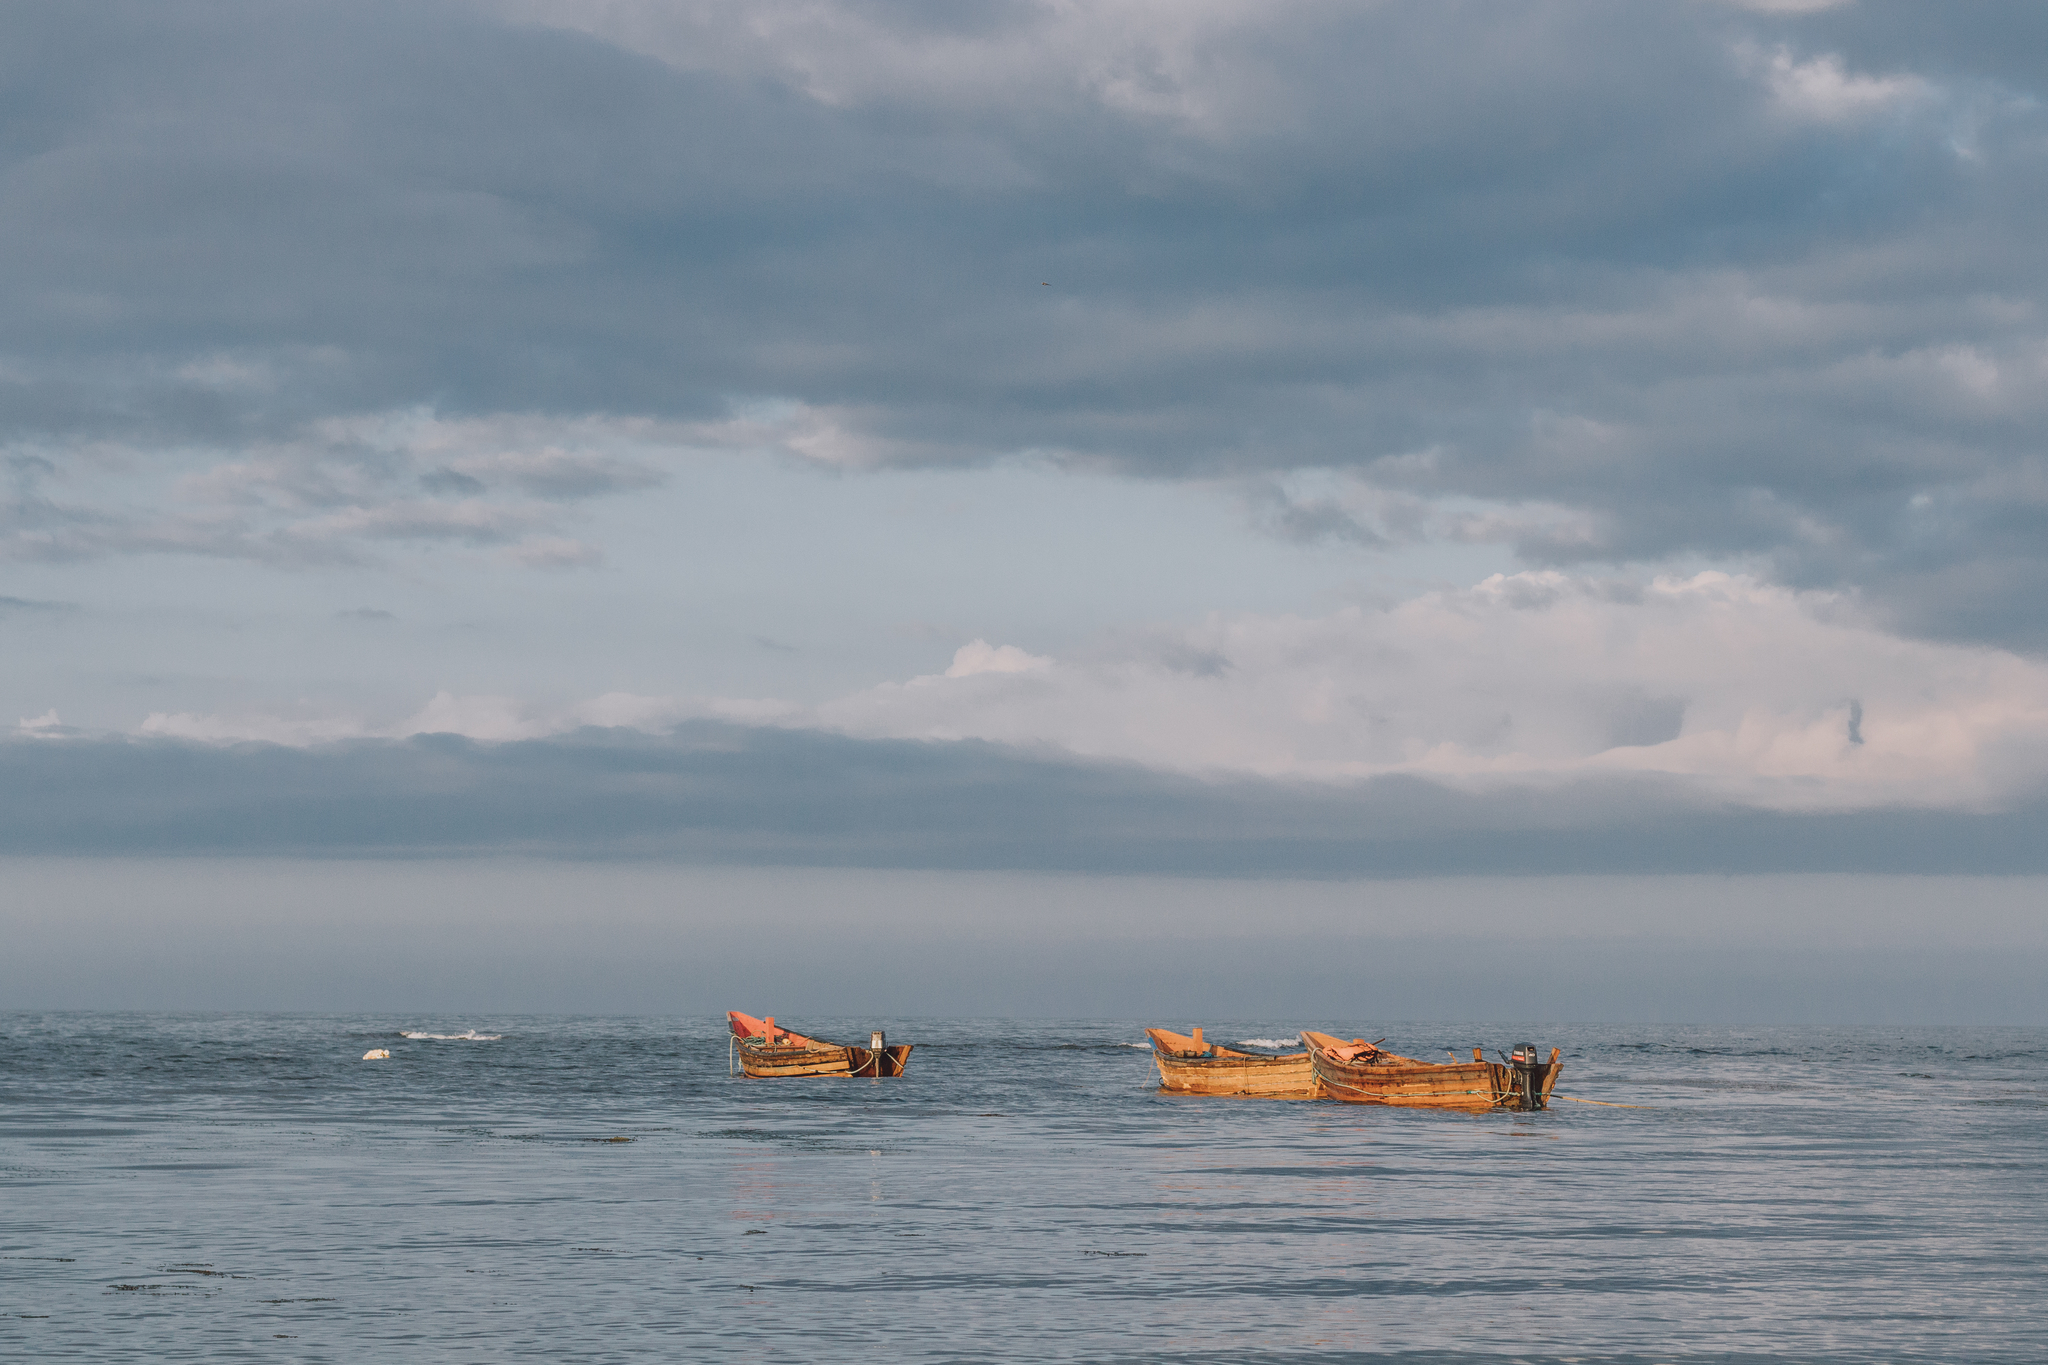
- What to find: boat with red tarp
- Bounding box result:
[1303,1032,1560,1111]
[726,1011,912,1078]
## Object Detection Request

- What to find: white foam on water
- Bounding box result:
[1236,1038,1298,1049]
[1120,1041,1150,1048]
[400,1030,502,1041]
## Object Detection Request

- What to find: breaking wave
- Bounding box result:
[1236,1038,1299,1049]
[401,1030,502,1041]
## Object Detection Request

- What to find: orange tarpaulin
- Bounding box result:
[726,1011,824,1048]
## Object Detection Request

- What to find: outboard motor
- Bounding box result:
[1510,1042,1547,1110]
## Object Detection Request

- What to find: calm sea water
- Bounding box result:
[2,1014,2043,1362]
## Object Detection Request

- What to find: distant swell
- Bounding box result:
[401,1030,502,1041]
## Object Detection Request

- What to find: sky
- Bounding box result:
[4,1,2047,1017]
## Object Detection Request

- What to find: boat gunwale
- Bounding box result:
[1144,1026,1307,1064]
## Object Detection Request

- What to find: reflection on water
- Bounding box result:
[2,1015,2045,1362]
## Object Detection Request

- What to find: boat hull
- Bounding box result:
[1145,1027,1319,1098]
[735,1041,912,1078]
[1308,1040,1561,1112]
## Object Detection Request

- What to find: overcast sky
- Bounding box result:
[8,0,2048,887]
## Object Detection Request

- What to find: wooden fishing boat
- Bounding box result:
[727,1012,912,1078]
[1145,1026,1320,1098]
[1304,1033,1561,1111]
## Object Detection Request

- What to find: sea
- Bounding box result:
[2,1015,2043,1363]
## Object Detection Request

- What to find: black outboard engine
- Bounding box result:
[1510,1042,1547,1111]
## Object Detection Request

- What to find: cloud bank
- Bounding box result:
[119,569,2048,813]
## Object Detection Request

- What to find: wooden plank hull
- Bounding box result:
[1154,1050,1319,1097]
[1306,1034,1562,1111]
[736,1041,912,1078]
[1313,1052,1511,1110]
[1145,1027,1320,1098]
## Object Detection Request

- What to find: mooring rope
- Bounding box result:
[1553,1095,1653,1108]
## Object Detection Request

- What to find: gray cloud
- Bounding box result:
[1244,479,1388,548]
[420,468,487,496]
[5,723,2048,874]
[0,593,72,617]
[3,3,2047,634]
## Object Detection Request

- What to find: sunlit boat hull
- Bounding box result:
[1145,1026,1320,1098]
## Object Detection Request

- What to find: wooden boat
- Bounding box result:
[726,1012,912,1078]
[1145,1026,1320,1098]
[1304,1033,1561,1111]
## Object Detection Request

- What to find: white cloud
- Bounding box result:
[569,692,799,730]
[139,709,372,747]
[503,536,604,569]
[395,689,791,739]
[132,689,800,749]
[1759,48,1930,125]
[399,692,550,742]
[942,639,1054,678]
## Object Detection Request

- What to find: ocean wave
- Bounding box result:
[400,1030,502,1041]
[1236,1038,1299,1049]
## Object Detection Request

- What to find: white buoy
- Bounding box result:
[363,1048,391,1060]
